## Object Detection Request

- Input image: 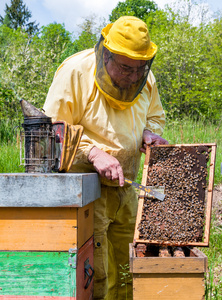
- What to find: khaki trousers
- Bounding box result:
[93,185,138,300]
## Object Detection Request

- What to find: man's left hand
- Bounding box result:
[140,130,169,153]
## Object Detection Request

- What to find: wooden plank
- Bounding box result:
[133,274,205,300]
[150,143,216,147]
[131,256,207,273]
[0,208,77,251]
[0,252,75,298]
[129,243,135,273]
[76,236,94,300]
[133,239,209,247]
[0,173,101,207]
[77,202,94,249]
[204,144,216,244]
[142,146,151,186]
[0,297,75,300]
[133,147,151,243]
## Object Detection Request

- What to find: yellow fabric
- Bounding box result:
[94,35,152,107]
[43,48,165,299]
[102,16,157,60]
[43,48,165,186]
[93,185,137,299]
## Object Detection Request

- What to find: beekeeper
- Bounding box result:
[43,16,168,300]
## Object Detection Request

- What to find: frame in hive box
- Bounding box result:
[134,143,216,247]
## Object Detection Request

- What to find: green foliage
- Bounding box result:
[39,23,72,54]
[0,22,73,118]
[0,83,17,120]
[119,264,132,300]
[109,0,158,22]
[0,0,39,35]
[0,0,221,129]
[148,8,222,121]
[72,31,97,53]
[72,17,98,53]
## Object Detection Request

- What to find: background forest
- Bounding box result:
[0,0,222,134]
[0,0,222,298]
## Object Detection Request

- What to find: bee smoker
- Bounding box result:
[20,99,83,173]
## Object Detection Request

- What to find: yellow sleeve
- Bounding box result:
[144,72,166,136]
[43,49,96,163]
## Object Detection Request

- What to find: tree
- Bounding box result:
[0,0,39,35]
[72,16,98,53]
[109,0,158,22]
[39,23,72,56]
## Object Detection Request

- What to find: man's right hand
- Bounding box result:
[88,147,124,186]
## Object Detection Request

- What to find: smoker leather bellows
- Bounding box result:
[20,99,83,173]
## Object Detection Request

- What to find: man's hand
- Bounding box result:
[88,147,124,186]
[140,130,169,153]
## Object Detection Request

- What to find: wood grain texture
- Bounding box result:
[0,208,77,251]
[0,201,93,251]
[133,274,205,300]
[130,244,206,299]
[204,144,216,244]
[0,173,101,207]
[0,238,94,299]
[0,297,75,299]
[133,147,151,243]
[131,256,207,273]
[76,236,94,300]
[129,244,207,273]
[77,203,94,250]
[0,252,76,297]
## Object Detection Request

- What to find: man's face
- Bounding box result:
[104,50,148,89]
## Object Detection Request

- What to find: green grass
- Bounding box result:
[0,142,24,173]
[202,216,222,299]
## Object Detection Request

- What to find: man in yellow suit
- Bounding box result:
[44,16,168,300]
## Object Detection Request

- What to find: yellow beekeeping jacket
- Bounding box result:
[43,48,165,186]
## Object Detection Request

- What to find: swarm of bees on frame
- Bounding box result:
[138,146,212,244]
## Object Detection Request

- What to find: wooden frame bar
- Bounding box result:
[134,143,216,247]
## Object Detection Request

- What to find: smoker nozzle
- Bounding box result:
[20,99,47,118]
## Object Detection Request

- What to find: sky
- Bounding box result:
[0,0,221,35]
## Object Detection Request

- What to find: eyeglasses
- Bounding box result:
[111,57,149,76]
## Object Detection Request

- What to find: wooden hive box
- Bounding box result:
[0,173,101,300]
[130,143,216,300]
[130,244,207,300]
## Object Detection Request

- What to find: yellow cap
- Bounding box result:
[101,16,157,60]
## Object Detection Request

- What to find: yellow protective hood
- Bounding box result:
[101,16,157,60]
[94,35,154,110]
